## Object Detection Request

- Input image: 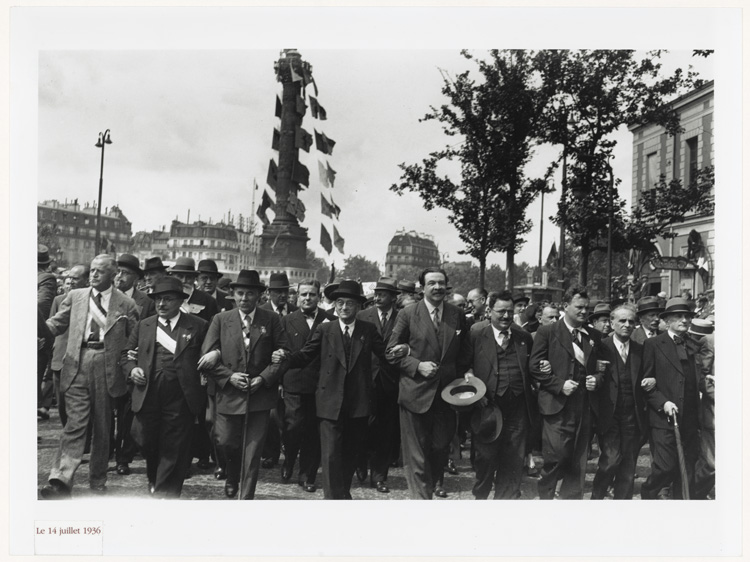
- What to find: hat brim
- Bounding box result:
[149,289,189,301]
[143,266,168,273]
[118,263,144,278]
[659,308,696,319]
[328,290,367,304]
[470,403,504,444]
[230,281,266,290]
[198,270,223,279]
[441,377,487,411]
[169,268,197,275]
[268,284,290,290]
[38,257,53,265]
[588,312,610,322]
[637,305,665,315]
[374,286,400,294]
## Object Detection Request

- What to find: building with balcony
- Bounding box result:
[384,229,441,276]
[628,80,714,297]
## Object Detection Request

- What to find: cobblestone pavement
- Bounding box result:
[37,408,652,500]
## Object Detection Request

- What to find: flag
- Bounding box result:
[321,194,333,218]
[318,160,330,188]
[296,95,306,117]
[326,161,337,187]
[275,95,282,118]
[545,241,558,269]
[302,65,318,97]
[272,128,280,151]
[295,127,313,152]
[257,190,274,226]
[292,160,310,188]
[296,198,307,223]
[333,225,345,253]
[314,129,336,155]
[290,62,303,82]
[267,159,278,192]
[310,96,327,120]
[320,225,332,254]
[330,195,341,219]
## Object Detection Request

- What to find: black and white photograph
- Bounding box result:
[9,4,743,558]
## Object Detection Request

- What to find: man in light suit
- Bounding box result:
[462,291,538,499]
[275,280,389,499]
[121,277,208,497]
[279,279,333,493]
[200,270,289,499]
[40,255,139,498]
[591,305,650,499]
[530,287,603,500]
[387,267,468,499]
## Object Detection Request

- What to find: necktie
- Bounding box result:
[89,293,105,342]
[433,308,440,332]
[343,325,352,363]
[243,316,252,349]
[381,312,388,328]
[498,331,509,350]
[165,318,171,333]
[673,335,684,345]
[620,343,628,364]
[571,329,580,346]
[673,335,688,361]
[277,305,285,316]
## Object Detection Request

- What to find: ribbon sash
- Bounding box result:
[156,323,177,354]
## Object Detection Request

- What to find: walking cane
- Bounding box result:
[238,375,251,500]
[671,414,690,500]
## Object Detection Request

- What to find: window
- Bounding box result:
[84,218,91,226]
[686,137,699,185]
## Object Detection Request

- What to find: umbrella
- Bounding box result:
[672,415,691,500]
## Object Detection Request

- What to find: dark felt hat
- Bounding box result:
[397,280,417,294]
[660,297,695,319]
[143,256,168,273]
[471,402,504,444]
[374,276,399,294]
[513,293,530,306]
[328,279,367,304]
[117,254,143,277]
[267,272,291,290]
[169,256,197,274]
[636,296,664,315]
[38,245,52,265]
[197,259,223,278]
[323,279,341,300]
[588,302,612,322]
[441,377,487,412]
[230,269,266,290]
[148,277,189,300]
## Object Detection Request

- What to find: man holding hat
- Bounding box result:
[169,257,219,323]
[632,296,664,344]
[121,277,208,497]
[274,279,389,499]
[356,276,402,493]
[462,291,538,499]
[200,270,289,499]
[142,257,169,294]
[640,298,708,499]
[197,259,234,313]
[261,272,298,317]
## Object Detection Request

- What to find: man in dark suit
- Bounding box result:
[261,272,298,317]
[387,267,468,499]
[640,298,707,500]
[142,256,169,294]
[169,257,219,323]
[691,321,715,499]
[462,291,538,499]
[279,279,333,493]
[197,259,235,312]
[111,253,156,475]
[40,255,139,498]
[37,245,58,319]
[356,276,401,493]
[591,305,649,499]
[631,296,664,345]
[530,287,603,500]
[121,277,208,497]
[200,270,289,499]
[275,280,388,499]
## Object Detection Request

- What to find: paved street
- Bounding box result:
[37,407,653,501]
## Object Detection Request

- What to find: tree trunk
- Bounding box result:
[479,254,486,291]
[580,239,590,287]
[506,249,515,291]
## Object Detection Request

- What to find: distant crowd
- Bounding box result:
[37,245,715,501]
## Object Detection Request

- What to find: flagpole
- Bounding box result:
[251,179,257,234]
[538,185,545,283]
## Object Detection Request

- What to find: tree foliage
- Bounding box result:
[341,254,381,282]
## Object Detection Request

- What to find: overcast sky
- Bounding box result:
[37,47,714,272]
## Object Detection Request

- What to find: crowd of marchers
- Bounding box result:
[36,245,715,501]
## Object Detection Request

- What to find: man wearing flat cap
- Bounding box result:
[142,257,169,294]
[197,259,234,313]
[200,270,289,499]
[640,298,709,499]
[121,277,208,497]
[632,296,664,344]
[274,279,389,499]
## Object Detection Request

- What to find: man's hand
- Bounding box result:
[386,344,409,359]
[539,360,552,374]
[230,373,249,391]
[197,349,220,370]
[562,380,579,396]
[663,401,678,417]
[417,361,438,378]
[464,371,474,382]
[585,374,597,391]
[130,367,147,386]
[272,349,287,364]
[126,347,139,362]
[248,376,263,394]
[641,377,656,392]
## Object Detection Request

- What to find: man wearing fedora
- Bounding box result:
[200,270,289,499]
[463,291,538,499]
[530,286,603,500]
[278,279,334,493]
[262,272,298,317]
[588,302,613,336]
[197,259,234,313]
[631,296,664,344]
[591,305,648,499]
[40,255,139,498]
[274,279,389,499]
[109,254,156,476]
[121,277,208,497]
[356,276,402,493]
[169,257,219,323]
[142,257,169,294]
[640,298,709,500]
[38,244,58,319]
[388,267,468,499]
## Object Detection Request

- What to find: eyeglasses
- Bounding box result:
[155,296,180,304]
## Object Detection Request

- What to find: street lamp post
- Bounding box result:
[94,129,112,255]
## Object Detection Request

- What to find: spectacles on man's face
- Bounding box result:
[155,296,180,304]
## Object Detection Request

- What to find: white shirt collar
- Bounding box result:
[159,311,180,326]
[667,330,684,341]
[123,286,135,298]
[491,324,510,340]
[377,306,393,319]
[239,308,255,325]
[339,318,355,334]
[563,317,588,335]
[424,300,443,317]
[92,285,112,298]
[613,336,629,354]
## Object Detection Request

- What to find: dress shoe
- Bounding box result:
[224,482,239,498]
[526,466,540,478]
[214,467,226,480]
[302,483,317,493]
[281,465,292,482]
[446,460,458,475]
[148,481,156,495]
[40,479,71,500]
[375,481,390,494]
[434,486,448,498]
[184,467,192,479]
[89,484,107,495]
[116,463,131,475]
[37,408,50,420]
[197,458,213,469]
[261,458,276,469]
[356,467,367,483]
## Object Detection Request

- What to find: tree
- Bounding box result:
[391,50,547,290]
[305,249,331,285]
[340,254,381,282]
[38,223,61,266]
[534,49,702,286]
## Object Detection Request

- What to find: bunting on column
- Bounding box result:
[295,127,313,153]
[302,66,318,97]
[333,225,345,253]
[290,63,304,83]
[296,95,307,117]
[318,160,330,188]
[310,97,327,120]
[267,159,278,192]
[321,193,333,218]
[292,160,310,188]
[326,161,337,187]
[272,128,280,151]
[314,130,336,155]
[330,195,341,220]
[275,95,282,118]
[320,225,333,254]
[256,190,274,226]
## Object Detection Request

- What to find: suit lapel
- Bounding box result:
[440,305,457,361]
[73,290,89,342]
[603,338,618,387]
[482,325,498,374]
[629,342,641,393]
[657,334,683,375]
[554,320,576,359]
[417,301,441,358]
[103,290,122,335]
[329,324,347,369]
[228,312,245,359]
[349,323,364,370]
[142,317,156,364]
[511,327,529,376]
[173,315,195,359]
